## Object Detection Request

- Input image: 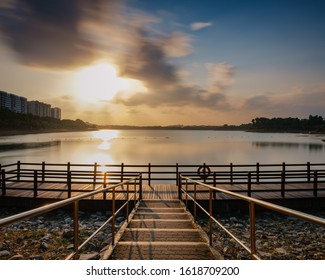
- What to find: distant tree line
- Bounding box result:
[250,115,325,132]
[0,108,96,131]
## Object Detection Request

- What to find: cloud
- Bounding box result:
[0,0,235,111]
[191,22,213,31]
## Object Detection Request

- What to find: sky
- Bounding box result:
[0,0,324,125]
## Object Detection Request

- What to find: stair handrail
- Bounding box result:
[179,174,325,260]
[0,174,143,260]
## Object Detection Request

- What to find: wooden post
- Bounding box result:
[1,169,6,196]
[148,163,151,186]
[121,163,124,182]
[34,170,38,198]
[139,174,143,200]
[248,172,252,197]
[67,162,71,173]
[42,161,45,183]
[203,162,207,183]
[307,162,311,183]
[176,163,179,186]
[281,171,285,198]
[313,171,318,197]
[178,174,182,200]
[256,162,260,184]
[185,179,188,210]
[67,171,72,198]
[93,162,97,188]
[17,161,21,181]
[230,163,233,184]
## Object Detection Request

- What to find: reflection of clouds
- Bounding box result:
[252,142,324,151]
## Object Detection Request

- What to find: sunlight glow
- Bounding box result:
[92,129,119,150]
[75,62,146,102]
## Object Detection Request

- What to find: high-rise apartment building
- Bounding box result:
[0,91,27,114]
[27,101,51,117]
[51,107,61,120]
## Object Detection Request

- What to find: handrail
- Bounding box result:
[0,174,142,260]
[179,175,325,260]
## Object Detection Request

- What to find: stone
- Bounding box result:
[0,250,10,257]
[275,247,287,255]
[9,254,24,260]
[62,229,74,239]
[40,242,49,250]
[30,255,44,260]
[79,252,100,260]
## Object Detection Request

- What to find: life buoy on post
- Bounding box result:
[197,164,211,180]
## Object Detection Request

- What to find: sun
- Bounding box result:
[75,62,129,101]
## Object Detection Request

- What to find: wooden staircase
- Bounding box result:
[104,199,221,260]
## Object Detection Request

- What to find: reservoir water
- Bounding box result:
[0,130,324,166]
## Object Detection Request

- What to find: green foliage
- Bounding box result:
[0,108,95,131]
[251,115,325,132]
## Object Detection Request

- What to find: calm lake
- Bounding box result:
[0,130,324,166]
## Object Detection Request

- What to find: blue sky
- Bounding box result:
[0,0,324,125]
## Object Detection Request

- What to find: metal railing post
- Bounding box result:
[313,171,318,197]
[33,170,38,198]
[73,200,79,260]
[112,187,116,245]
[185,179,188,210]
[209,188,213,246]
[249,201,256,259]
[194,183,197,220]
[1,169,6,196]
[126,183,130,222]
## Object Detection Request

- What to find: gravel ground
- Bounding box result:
[198,211,325,260]
[0,207,324,260]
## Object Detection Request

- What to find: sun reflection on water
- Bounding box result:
[92,130,119,150]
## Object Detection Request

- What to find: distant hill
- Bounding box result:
[0,108,96,134]
[249,115,325,133]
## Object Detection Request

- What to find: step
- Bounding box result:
[133,213,189,219]
[129,219,193,229]
[137,207,185,213]
[109,242,216,260]
[119,228,204,242]
[139,200,182,208]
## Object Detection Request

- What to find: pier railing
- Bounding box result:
[1,161,325,198]
[0,174,143,260]
[179,175,325,260]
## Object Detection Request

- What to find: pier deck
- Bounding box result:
[2,181,325,200]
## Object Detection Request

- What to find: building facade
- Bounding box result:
[27,101,51,117]
[0,91,27,114]
[51,107,61,120]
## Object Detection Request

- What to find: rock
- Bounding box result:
[0,250,10,257]
[116,216,125,223]
[9,254,24,260]
[62,229,74,239]
[275,247,287,255]
[79,252,99,260]
[40,242,49,250]
[30,255,44,260]
[258,251,272,259]
[229,217,238,223]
